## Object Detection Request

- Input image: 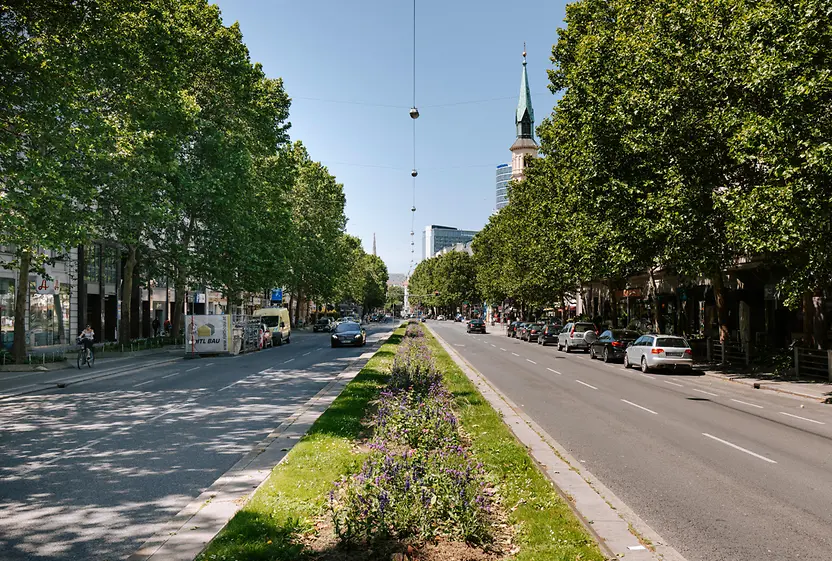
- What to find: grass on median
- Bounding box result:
[198,323,605,561]
[422,328,605,561]
[196,328,403,561]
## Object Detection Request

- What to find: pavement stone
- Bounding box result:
[701,369,832,402]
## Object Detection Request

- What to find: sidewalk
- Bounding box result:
[0,347,183,400]
[701,368,832,403]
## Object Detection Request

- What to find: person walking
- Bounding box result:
[152,317,160,337]
[163,318,171,336]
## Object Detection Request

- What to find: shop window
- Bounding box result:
[0,279,14,350]
[29,283,70,346]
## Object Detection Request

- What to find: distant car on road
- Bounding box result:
[437,315,445,321]
[313,318,333,332]
[522,323,544,342]
[537,323,562,346]
[589,329,640,362]
[624,335,693,372]
[506,321,522,338]
[557,322,597,353]
[330,321,366,348]
[467,318,486,334]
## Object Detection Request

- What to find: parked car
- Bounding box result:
[313,317,333,332]
[437,315,446,321]
[330,321,366,348]
[556,322,597,353]
[514,322,530,340]
[589,329,641,362]
[522,322,544,342]
[253,307,291,345]
[537,323,562,346]
[506,321,522,337]
[623,334,693,372]
[454,314,463,322]
[467,318,487,334]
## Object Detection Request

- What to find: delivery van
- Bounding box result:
[253,307,291,346]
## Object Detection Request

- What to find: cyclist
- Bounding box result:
[78,325,95,362]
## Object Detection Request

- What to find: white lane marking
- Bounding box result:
[283,358,295,364]
[511,352,520,357]
[780,411,825,425]
[692,388,719,397]
[317,347,325,351]
[621,399,658,415]
[546,368,561,375]
[185,366,200,372]
[702,433,777,464]
[490,344,497,347]
[663,380,684,387]
[639,373,655,379]
[575,380,598,390]
[161,371,180,379]
[219,380,243,392]
[731,398,763,409]
[302,351,312,356]
[500,348,507,351]
[205,362,215,367]
[526,359,537,364]
[133,379,155,387]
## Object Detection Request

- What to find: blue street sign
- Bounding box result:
[270,288,283,302]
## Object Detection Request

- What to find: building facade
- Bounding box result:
[509,49,538,182]
[496,164,511,210]
[422,225,478,260]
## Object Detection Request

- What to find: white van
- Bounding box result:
[253,307,291,346]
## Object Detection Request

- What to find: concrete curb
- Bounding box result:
[701,370,831,402]
[127,329,395,561]
[428,326,689,561]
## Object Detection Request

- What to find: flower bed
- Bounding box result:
[328,323,495,548]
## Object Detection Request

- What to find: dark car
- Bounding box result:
[330,321,366,347]
[467,319,487,334]
[515,322,532,340]
[506,321,522,337]
[313,318,333,332]
[589,329,641,362]
[522,323,544,342]
[537,323,562,346]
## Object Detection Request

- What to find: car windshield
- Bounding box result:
[335,322,360,333]
[471,319,483,324]
[261,316,280,327]
[574,323,595,332]
[656,337,689,348]
[612,330,640,340]
[531,324,544,329]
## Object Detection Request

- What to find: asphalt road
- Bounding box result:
[0,324,392,561]
[431,321,832,561]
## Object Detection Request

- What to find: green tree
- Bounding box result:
[385,285,404,316]
[361,254,389,312]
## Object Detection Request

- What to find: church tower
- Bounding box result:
[510,45,538,181]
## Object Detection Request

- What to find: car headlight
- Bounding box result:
[354,334,362,339]
[331,334,337,339]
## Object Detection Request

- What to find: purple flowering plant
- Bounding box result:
[373,383,459,451]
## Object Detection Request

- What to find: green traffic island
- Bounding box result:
[198,323,604,561]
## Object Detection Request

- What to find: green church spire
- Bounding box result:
[516,44,534,139]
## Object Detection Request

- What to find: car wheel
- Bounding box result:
[556,341,562,351]
[331,342,337,348]
[603,348,610,363]
[623,353,630,368]
[590,347,596,359]
[641,356,650,373]
[564,342,571,353]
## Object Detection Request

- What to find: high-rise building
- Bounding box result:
[510,46,538,182]
[423,225,478,260]
[496,164,511,210]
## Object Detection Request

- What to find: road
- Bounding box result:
[0,324,391,561]
[431,321,832,561]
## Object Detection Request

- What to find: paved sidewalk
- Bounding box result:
[701,369,832,402]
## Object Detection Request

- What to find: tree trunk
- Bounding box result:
[172,272,185,338]
[12,250,31,363]
[648,269,661,334]
[801,290,813,347]
[294,289,302,327]
[812,288,826,349]
[119,245,136,344]
[712,272,729,344]
[609,285,620,329]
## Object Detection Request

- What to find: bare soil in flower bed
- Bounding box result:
[304,518,511,561]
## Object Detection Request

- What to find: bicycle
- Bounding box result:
[76,338,95,369]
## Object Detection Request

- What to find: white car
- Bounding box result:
[437,315,445,321]
[623,335,693,372]
[557,322,597,352]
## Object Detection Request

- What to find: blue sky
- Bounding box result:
[212,0,568,275]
